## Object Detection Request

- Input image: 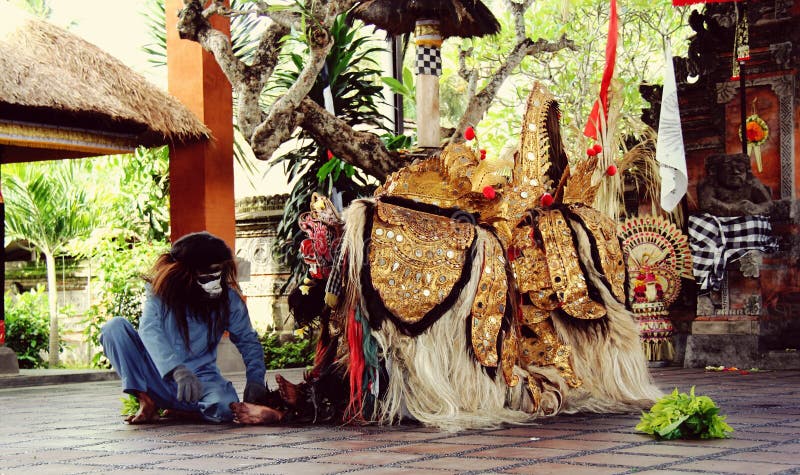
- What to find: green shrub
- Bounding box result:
[83,239,165,368]
[260,332,315,370]
[4,286,53,368]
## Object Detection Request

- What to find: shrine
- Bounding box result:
[643,1,800,369]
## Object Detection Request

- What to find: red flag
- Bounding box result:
[583,0,618,139]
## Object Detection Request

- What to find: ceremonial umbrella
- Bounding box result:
[352,0,499,148]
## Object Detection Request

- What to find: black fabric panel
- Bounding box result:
[380,195,481,223]
[561,206,617,303]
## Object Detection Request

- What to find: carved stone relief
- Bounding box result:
[770,42,793,69]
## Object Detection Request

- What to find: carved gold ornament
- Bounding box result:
[518,319,581,388]
[568,205,626,303]
[537,210,606,320]
[368,201,475,324]
[471,236,508,368]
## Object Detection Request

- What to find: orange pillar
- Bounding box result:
[166,0,235,250]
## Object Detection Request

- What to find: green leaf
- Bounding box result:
[316,158,338,181]
[381,77,412,97]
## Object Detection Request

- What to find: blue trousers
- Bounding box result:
[100,317,238,423]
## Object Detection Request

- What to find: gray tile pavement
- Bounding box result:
[0,367,798,474]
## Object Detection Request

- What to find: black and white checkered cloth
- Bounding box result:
[688,213,778,291]
[416,45,442,76]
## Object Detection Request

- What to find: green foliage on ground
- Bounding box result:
[120,393,141,416]
[4,286,63,368]
[260,332,315,370]
[636,387,734,440]
[120,393,166,418]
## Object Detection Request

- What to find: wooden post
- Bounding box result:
[165,0,235,249]
[414,20,441,148]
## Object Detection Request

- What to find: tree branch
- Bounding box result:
[502,0,533,42]
[177,0,246,87]
[458,46,478,100]
[250,26,333,161]
[453,34,575,141]
[297,99,404,182]
[237,22,288,139]
[178,0,367,162]
[251,1,302,29]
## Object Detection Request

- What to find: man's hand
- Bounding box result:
[172,365,202,403]
[243,380,269,405]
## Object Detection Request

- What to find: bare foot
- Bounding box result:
[125,391,160,424]
[230,402,284,425]
[275,374,301,407]
[162,408,204,422]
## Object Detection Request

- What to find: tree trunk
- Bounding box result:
[45,251,59,367]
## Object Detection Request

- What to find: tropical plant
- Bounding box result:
[4,286,54,368]
[268,13,408,287]
[82,146,171,243]
[260,332,315,370]
[381,64,416,123]
[10,0,50,17]
[82,238,165,368]
[72,146,171,367]
[3,160,96,367]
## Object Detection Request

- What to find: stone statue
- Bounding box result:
[697,153,773,216]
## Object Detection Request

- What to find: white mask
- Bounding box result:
[197,271,223,298]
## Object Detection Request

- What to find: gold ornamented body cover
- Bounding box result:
[368,201,474,324]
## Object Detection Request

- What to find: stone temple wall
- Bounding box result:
[234,194,293,336]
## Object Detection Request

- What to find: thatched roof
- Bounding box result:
[0,9,210,163]
[352,0,500,38]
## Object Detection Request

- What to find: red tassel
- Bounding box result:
[464,126,476,141]
[345,308,365,420]
[310,338,326,378]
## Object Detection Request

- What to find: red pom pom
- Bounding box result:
[540,192,554,207]
[606,165,618,176]
[326,150,334,160]
[586,147,597,157]
[593,143,603,154]
[482,186,496,199]
[479,149,487,160]
[464,126,476,141]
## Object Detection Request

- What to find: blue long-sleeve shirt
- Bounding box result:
[138,286,266,384]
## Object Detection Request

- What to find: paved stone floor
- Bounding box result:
[1,367,799,474]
